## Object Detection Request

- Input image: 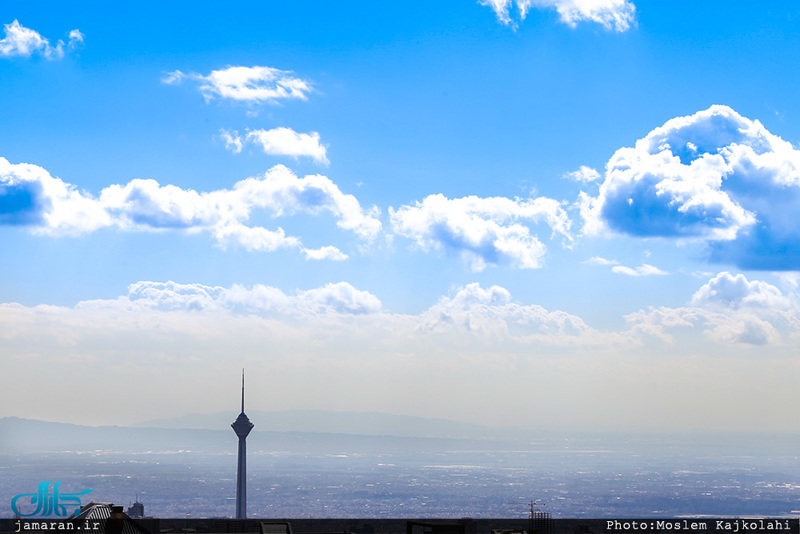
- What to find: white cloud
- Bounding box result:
[481,0,636,31]
[0,158,381,257]
[212,222,301,253]
[564,165,601,182]
[581,105,800,270]
[626,272,798,347]
[247,128,329,164]
[418,283,625,347]
[125,280,382,316]
[584,256,618,266]
[219,129,243,154]
[0,20,83,59]
[390,194,572,271]
[163,65,312,104]
[0,158,111,234]
[690,272,792,311]
[6,275,800,355]
[221,128,329,164]
[161,70,185,85]
[303,246,348,261]
[612,263,668,277]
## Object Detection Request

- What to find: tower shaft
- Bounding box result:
[236,436,247,518]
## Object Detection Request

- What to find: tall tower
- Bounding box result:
[231,369,254,519]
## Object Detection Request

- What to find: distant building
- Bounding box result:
[126,499,144,518]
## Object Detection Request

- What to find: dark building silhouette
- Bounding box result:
[231,370,254,519]
[66,502,151,534]
[126,497,144,518]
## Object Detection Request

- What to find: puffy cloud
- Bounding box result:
[212,223,301,253]
[163,65,312,104]
[56,276,800,348]
[298,283,382,315]
[626,272,798,347]
[303,246,348,261]
[221,128,329,164]
[0,158,381,256]
[390,194,572,271]
[625,305,782,346]
[247,128,329,164]
[123,280,382,316]
[0,20,83,59]
[612,263,668,277]
[418,283,622,346]
[481,0,636,31]
[690,272,792,311]
[5,280,624,349]
[582,105,800,270]
[0,158,111,234]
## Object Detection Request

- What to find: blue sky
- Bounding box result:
[3,0,800,432]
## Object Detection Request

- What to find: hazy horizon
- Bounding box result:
[3,1,800,434]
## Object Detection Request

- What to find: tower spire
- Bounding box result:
[241,368,245,413]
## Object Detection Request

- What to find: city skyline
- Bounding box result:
[2,1,800,432]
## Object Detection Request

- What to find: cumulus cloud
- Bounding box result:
[221,128,329,164]
[303,246,348,261]
[690,272,792,311]
[0,158,380,256]
[0,158,111,234]
[481,0,636,31]
[582,105,800,270]
[7,275,800,352]
[0,20,83,59]
[390,194,572,271]
[163,65,312,104]
[4,280,625,349]
[418,283,623,346]
[626,272,798,347]
[124,280,382,316]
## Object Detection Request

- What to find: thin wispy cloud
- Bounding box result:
[612,263,668,277]
[0,20,84,60]
[163,65,313,104]
[390,194,572,272]
[564,165,601,183]
[480,0,636,31]
[583,256,618,266]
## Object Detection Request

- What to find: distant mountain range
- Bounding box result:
[0,412,525,455]
[131,409,502,439]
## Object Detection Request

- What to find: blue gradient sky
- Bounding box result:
[2,1,800,431]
